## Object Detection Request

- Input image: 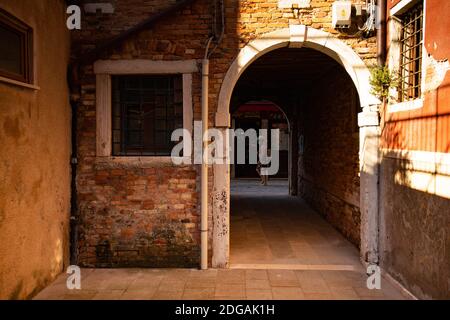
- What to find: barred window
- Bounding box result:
[398,2,423,102]
[112,75,183,156]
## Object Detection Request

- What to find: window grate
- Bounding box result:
[398,3,423,102]
[112,75,183,156]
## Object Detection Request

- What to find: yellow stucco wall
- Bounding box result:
[0,0,71,299]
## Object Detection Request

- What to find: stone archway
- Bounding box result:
[212,25,381,268]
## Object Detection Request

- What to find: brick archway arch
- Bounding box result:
[215,25,380,127]
[212,25,381,268]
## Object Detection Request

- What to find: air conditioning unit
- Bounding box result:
[332,1,352,28]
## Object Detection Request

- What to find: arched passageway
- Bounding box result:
[228,47,363,268]
[211,26,380,269]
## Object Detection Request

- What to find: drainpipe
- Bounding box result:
[201,38,213,270]
[360,0,386,267]
[69,99,79,265]
[200,0,225,270]
[68,63,80,266]
[377,0,387,66]
[377,0,387,265]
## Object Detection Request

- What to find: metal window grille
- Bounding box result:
[112,75,183,156]
[398,3,424,102]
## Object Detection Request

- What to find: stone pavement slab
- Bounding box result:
[34,268,409,300]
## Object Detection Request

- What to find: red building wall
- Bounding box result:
[382,0,450,153]
[380,0,450,299]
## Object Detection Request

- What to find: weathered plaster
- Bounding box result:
[0,0,71,300]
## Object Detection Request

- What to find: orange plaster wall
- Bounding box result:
[382,0,450,153]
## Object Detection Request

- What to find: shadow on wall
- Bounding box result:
[383,107,450,199]
[380,109,450,299]
[298,64,361,248]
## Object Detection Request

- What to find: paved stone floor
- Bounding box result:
[230,179,361,267]
[34,267,406,300]
[34,179,407,300]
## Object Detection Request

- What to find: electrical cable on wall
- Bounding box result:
[359,0,377,34]
[334,0,378,38]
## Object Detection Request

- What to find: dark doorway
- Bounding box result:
[232,101,289,179]
[234,117,260,178]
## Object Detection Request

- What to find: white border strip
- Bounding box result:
[382,149,450,198]
[391,0,421,16]
[382,149,450,169]
[388,98,423,113]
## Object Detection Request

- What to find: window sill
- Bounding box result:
[0,76,40,90]
[387,98,423,113]
[95,156,192,168]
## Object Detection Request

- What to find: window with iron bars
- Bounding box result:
[398,2,424,102]
[112,75,183,156]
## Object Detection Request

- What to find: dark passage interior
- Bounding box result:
[230,47,362,266]
[231,101,289,179]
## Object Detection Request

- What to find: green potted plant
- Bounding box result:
[369,65,399,102]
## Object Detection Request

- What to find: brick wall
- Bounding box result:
[298,67,361,246]
[77,161,199,267]
[75,0,209,267]
[76,73,201,267]
[73,0,377,267]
